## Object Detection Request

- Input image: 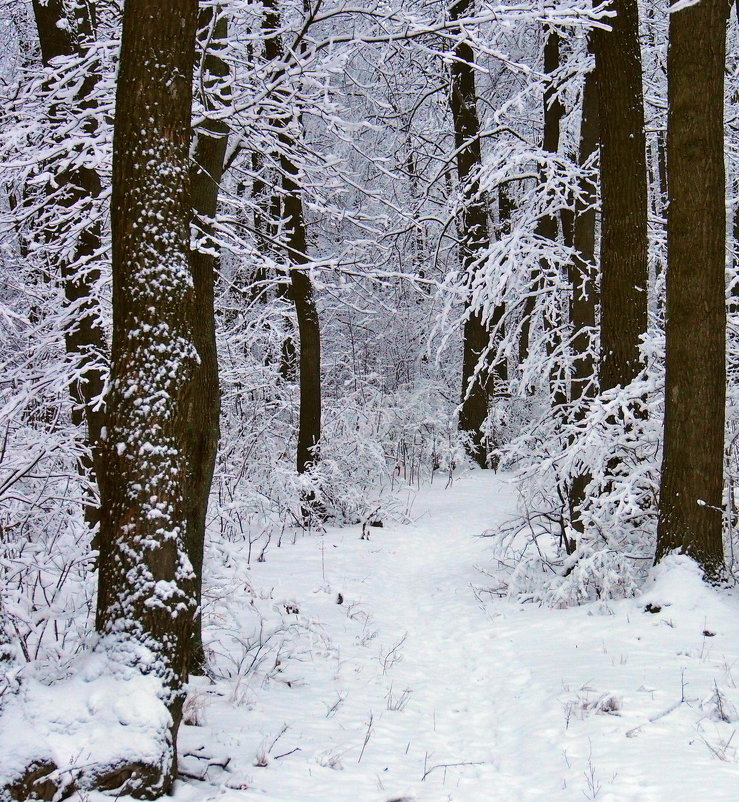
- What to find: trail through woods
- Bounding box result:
[170,472,739,801]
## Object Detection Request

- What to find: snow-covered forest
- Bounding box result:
[2,0,739,798]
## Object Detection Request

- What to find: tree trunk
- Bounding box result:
[186,4,229,675]
[656,0,728,582]
[96,0,200,794]
[566,60,599,544]
[284,181,323,482]
[449,0,499,467]
[568,64,599,414]
[525,28,567,405]
[31,0,107,526]
[730,0,739,316]
[592,0,649,392]
[261,0,323,489]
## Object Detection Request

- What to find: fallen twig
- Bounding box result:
[274,747,302,760]
[421,761,486,781]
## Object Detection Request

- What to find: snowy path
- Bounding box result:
[175,471,739,802]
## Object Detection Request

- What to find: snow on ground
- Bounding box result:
[103,472,739,800]
[1,650,173,797]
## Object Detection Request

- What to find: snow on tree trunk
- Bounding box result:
[95,0,200,794]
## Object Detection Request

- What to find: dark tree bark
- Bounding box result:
[522,28,567,405]
[592,0,648,391]
[32,0,76,63]
[656,0,728,582]
[528,34,598,549]
[730,0,739,315]
[492,186,513,389]
[31,0,106,525]
[407,146,428,282]
[565,61,599,544]
[96,0,200,794]
[283,171,323,482]
[449,0,500,468]
[251,150,298,379]
[186,4,229,674]
[568,65,599,415]
[261,0,323,487]
[652,130,668,228]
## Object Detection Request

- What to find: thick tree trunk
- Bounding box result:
[186,5,229,675]
[31,0,107,526]
[96,0,200,794]
[449,0,499,467]
[592,0,649,392]
[656,0,728,582]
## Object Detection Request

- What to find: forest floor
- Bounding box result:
[165,471,739,801]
